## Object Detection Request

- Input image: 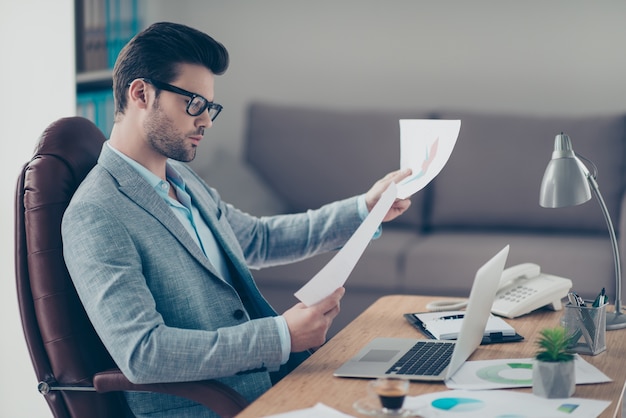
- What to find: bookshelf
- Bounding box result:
[75,0,141,136]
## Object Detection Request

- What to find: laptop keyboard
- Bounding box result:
[385,340,455,376]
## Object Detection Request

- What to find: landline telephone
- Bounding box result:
[490,263,572,318]
[426,263,573,319]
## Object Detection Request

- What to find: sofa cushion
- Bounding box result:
[191,147,289,216]
[429,111,626,232]
[251,229,420,291]
[401,232,616,301]
[244,102,433,228]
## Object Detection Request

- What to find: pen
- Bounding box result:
[567,291,596,348]
[575,292,586,307]
[567,292,578,306]
[440,314,464,320]
[592,287,606,307]
[574,291,598,347]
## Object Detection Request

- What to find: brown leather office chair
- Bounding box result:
[14,117,249,417]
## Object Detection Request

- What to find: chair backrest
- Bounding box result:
[14,117,130,417]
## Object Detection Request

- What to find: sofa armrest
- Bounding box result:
[93,368,249,418]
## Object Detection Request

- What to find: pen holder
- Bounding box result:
[561,302,607,355]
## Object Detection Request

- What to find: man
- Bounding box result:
[62,21,411,417]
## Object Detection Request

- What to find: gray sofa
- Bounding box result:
[240,102,626,336]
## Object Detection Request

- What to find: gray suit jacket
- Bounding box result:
[61,144,363,417]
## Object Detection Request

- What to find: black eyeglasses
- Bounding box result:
[138,78,223,121]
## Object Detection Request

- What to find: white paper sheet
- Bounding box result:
[403,389,610,418]
[445,355,612,390]
[396,119,461,199]
[294,119,459,306]
[294,182,397,306]
[262,402,355,418]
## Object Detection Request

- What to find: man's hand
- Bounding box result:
[282,287,345,352]
[365,168,413,222]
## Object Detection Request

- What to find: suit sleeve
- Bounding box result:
[174,161,365,270]
[224,196,364,269]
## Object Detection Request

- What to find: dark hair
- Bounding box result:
[112,22,229,116]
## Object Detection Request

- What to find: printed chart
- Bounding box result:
[396,119,460,199]
[402,390,610,417]
[431,397,484,412]
[475,362,533,385]
[446,356,611,390]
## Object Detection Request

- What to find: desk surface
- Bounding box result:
[235,295,626,418]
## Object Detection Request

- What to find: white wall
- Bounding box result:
[0,1,75,417]
[141,0,626,171]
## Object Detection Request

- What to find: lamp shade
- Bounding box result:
[539,133,591,208]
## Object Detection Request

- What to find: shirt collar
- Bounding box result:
[106,142,187,192]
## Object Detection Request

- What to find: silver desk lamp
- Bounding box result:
[540,132,625,330]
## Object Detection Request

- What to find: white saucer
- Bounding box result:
[353,398,424,417]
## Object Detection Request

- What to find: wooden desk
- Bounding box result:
[236,295,626,418]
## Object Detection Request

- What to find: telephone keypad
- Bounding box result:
[499,285,538,303]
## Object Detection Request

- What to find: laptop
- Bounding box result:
[334,245,509,381]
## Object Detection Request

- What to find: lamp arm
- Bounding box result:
[587,174,622,314]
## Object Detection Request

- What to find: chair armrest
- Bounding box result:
[93,369,249,418]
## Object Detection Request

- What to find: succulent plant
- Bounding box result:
[535,326,575,362]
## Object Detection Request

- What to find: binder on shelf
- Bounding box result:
[76,0,140,74]
[76,0,140,135]
[106,0,140,68]
[76,0,107,72]
[77,90,114,136]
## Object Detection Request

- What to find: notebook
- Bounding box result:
[404,310,516,340]
[334,245,509,381]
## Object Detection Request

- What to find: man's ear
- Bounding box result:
[127,79,149,110]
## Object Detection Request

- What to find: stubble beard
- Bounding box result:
[145,100,198,162]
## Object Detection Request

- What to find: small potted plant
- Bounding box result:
[532,326,576,398]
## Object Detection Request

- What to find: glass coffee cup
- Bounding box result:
[368,377,409,414]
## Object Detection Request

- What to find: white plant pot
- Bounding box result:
[532,359,575,398]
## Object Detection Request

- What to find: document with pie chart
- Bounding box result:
[403,389,611,418]
[396,119,461,199]
[445,355,611,390]
[295,120,460,306]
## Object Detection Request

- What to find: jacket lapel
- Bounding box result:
[97,145,222,278]
[184,176,253,283]
[178,165,279,317]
